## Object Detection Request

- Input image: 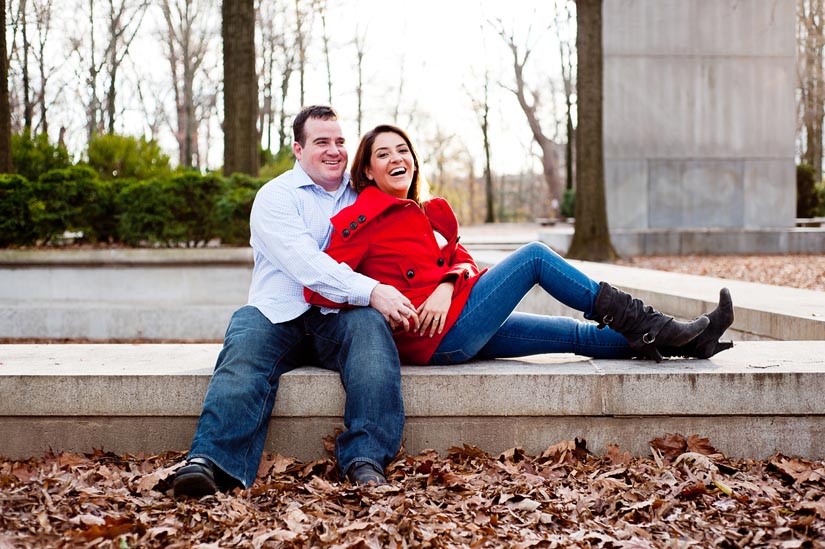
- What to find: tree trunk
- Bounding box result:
[319,3,332,103]
[560,4,575,192]
[37,7,50,136]
[483,109,495,223]
[222,0,258,176]
[354,28,366,137]
[20,0,33,130]
[294,0,305,106]
[278,69,291,151]
[107,60,117,134]
[804,0,824,179]
[566,0,618,261]
[0,0,12,172]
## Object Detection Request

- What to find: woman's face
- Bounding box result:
[365,132,415,199]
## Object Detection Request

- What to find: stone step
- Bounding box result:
[1,341,823,461]
[4,248,823,341]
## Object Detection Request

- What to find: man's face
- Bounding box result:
[293,117,348,191]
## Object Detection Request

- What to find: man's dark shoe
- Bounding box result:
[173,457,219,498]
[347,462,387,486]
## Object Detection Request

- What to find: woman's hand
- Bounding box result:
[415,281,454,337]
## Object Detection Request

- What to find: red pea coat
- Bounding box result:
[305,185,486,364]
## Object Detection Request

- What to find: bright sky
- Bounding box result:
[27,0,573,177]
[309,0,573,176]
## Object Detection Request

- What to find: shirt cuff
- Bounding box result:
[348,275,378,307]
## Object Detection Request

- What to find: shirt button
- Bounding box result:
[437,258,445,266]
[406,270,415,279]
[358,215,366,223]
[350,222,358,230]
[342,229,351,237]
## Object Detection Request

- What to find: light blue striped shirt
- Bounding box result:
[247,161,377,323]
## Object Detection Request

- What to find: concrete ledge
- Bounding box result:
[3,247,823,341]
[539,227,825,255]
[2,342,824,460]
[475,251,825,342]
[0,247,253,266]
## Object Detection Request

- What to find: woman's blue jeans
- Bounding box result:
[188,305,404,488]
[430,242,634,364]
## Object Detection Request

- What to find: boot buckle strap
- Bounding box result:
[642,332,656,344]
[597,314,614,329]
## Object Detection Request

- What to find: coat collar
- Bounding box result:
[330,186,412,232]
[330,186,459,243]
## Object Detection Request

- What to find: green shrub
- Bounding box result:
[86,134,171,181]
[29,166,113,244]
[115,177,182,246]
[259,146,294,181]
[115,172,232,247]
[561,188,575,219]
[167,171,225,246]
[0,174,37,246]
[214,175,266,246]
[797,164,823,218]
[11,129,71,183]
[816,181,825,217]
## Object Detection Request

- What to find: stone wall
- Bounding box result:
[603,0,796,230]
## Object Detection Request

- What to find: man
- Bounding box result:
[173,106,419,496]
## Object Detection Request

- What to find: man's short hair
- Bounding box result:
[293,105,338,146]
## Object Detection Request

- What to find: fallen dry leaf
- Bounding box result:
[0,436,823,548]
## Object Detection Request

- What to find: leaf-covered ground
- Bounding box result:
[1,435,824,548]
[615,254,825,292]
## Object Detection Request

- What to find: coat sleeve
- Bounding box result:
[304,227,371,308]
[250,181,377,307]
[441,241,481,283]
[427,198,481,283]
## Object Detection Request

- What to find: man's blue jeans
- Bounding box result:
[188,305,404,488]
[430,242,634,364]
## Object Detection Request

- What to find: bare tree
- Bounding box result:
[134,74,168,140]
[1,0,12,172]
[31,0,55,135]
[102,0,151,135]
[71,0,104,139]
[222,0,258,176]
[314,0,332,103]
[67,0,150,140]
[419,126,460,197]
[566,0,617,261]
[466,64,495,223]
[7,0,56,135]
[494,18,563,219]
[555,0,576,192]
[353,24,366,137]
[798,0,824,179]
[276,49,294,151]
[160,0,217,169]
[293,0,315,107]
[16,0,32,129]
[257,0,293,152]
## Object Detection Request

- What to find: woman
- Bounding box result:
[305,125,734,365]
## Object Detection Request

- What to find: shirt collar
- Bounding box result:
[288,160,351,192]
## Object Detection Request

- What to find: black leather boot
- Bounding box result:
[660,288,735,359]
[173,457,219,498]
[591,282,710,362]
[347,462,387,486]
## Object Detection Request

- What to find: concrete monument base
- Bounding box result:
[540,227,825,256]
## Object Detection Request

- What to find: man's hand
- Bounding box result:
[370,283,420,332]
